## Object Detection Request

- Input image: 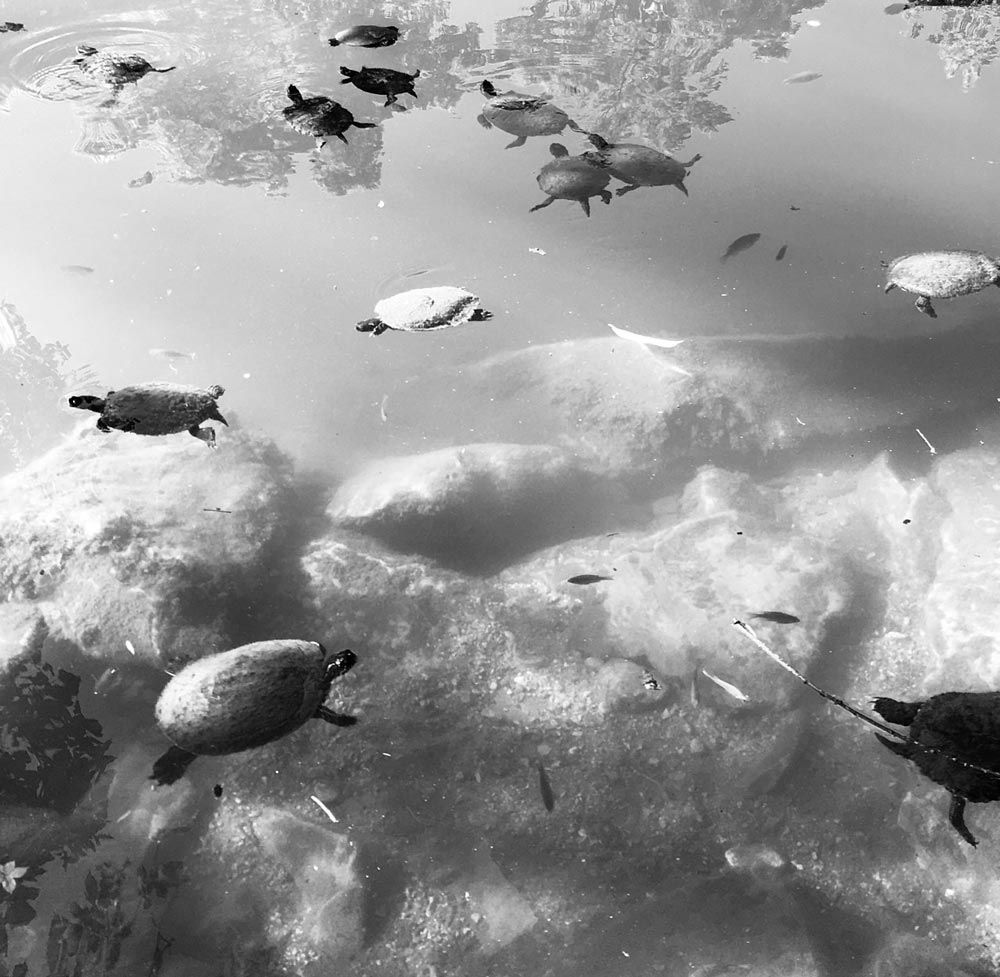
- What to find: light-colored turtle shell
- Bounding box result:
[374,287,483,331]
[155,640,333,755]
[102,382,225,435]
[885,250,1000,298]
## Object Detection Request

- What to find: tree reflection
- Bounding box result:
[0,301,97,473]
[902,6,1000,91]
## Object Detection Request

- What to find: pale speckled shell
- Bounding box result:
[155,640,329,755]
[374,287,481,331]
[584,144,687,186]
[537,158,610,198]
[885,250,1000,299]
[482,101,570,138]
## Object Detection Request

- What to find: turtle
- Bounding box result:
[68,382,227,447]
[531,143,612,217]
[328,24,400,48]
[356,286,492,336]
[151,641,357,785]
[882,250,1000,318]
[282,84,377,146]
[477,79,586,149]
[72,43,175,90]
[0,22,24,33]
[340,66,420,108]
[872,691,1000,846]
[583,133,702,197]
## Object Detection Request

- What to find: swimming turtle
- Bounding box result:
[340,66,420,107]
[151,641,357,785]
[883,250,1000,318]
[68,382,227,447]
[73,43,175,90]
[356,286,492,336]
[477,79,585,149]
[873,691,1000,846]
[282,84,377,146]
[584,133,702,197]
[0,22,24,33]
[531,143,612,217]
[328,24,400,48]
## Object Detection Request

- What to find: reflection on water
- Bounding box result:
[4,0,1000,972]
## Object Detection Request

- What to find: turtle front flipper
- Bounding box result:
[189,425,217,447]
[599,190,613,206]
[477,113,492,130]
[872,697,922,725]
[915,295,937,318]
[616,184,640,197]
[578,198,592,217]
[96,419,112,433]
[384,94,397,107]
[530,196,555,212]
[949,793,978,847]
[315,705,358,727]
[505,135,528,149]
[470,308,493,321]
[675,180,689,197]
[150,745,199,786]
[874,732,915,760]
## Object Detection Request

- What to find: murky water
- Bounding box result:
[3,0,1000,973]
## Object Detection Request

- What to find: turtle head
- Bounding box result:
[321,647,357,681]
[549,143,569,158]
[480,79,498,97]
[356,317,384,334]
[207,384,225,399]
[286,83,303,104]
[68,394,106,413]
[587,133,611,151]
[76,43,99,57]
[339,66,356,80]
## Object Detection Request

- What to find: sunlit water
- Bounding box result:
[3,0,1000,973]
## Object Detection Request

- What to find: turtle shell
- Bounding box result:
[101,382,225,436]
[73,45,171,86]
[374,287,484,331]
[537,156,610,199]
[155,640,334,755]
[884,692,1000,803]
[283,93,355,139]
[884,250,1000,299]
[482,100,570,138]
[343,66,419,95]
[585,143,687,186]
[329,24,399,47]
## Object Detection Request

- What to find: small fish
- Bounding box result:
[720,233,761,262]
[60,264,94,276]
[202,507,232,514]
[750,611,800,625]
[311,794,339,824]
[149,347,195,361]
[128,171,154,188]
[690,665,701,707]
[790,205,800,211]
[567,574,613,585]
[213,784,223,798]
[775,244,788,261]
[884,2,909,12]
[642,670,661,691]
[536,760,555,812]
[125,639,136,655]
[701,668,750,703]
[783,71,823,84]
[380,394,389,422]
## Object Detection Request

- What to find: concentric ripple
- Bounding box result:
[6,20,195,104]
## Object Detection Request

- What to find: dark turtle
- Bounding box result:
[883,250,1000,318]
[0,22,24,33]
[873,691,1000,846]
[328,24,400,48]
[531,143,612,217]
[357,286,492,336]
[282,83,377,146]
[151,641,357,785]
[340,66,420,108]
[584,133,702,197]
[73,43,175,90]
[68,382,227,447]
[477,79,585,149]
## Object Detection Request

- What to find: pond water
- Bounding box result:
[3,0,1000,974]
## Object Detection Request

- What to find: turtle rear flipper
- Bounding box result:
[189,425,217,447]
[205,405,228,426]
[915,295,937,318]
[151,745,198,786]
[675,179,689,197]
[530,196,555,212]
[872,697,923,725]
[477,113,492,130]
[949,794,978,847]
[352,121,378,130]
[616,184,640,197]
[874,732,915,760]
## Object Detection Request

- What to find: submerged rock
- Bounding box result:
[329,442,634,572]
[0,424,299,667]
